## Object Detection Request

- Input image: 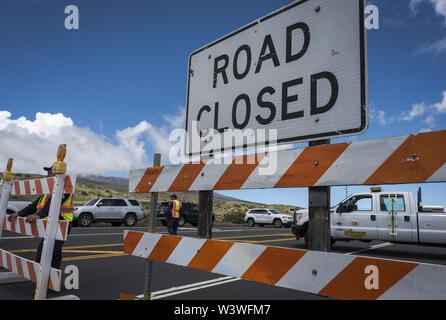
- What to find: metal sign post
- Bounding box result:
[198,190,213,239]
[307,139,331,251]
[143,153,161,300]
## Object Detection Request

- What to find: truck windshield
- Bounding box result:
[270,210,282,215]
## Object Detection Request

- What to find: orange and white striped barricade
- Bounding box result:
[0,248,63,291]
[3,217,70,241]
[0,145,77,300]
[129,130,446,192]
[124,231,446,300]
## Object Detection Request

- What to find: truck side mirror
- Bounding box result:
[336,204,344,213]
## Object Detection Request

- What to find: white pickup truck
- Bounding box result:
[292,188,446,247]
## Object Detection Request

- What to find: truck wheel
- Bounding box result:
[178,216,186,227]
[247,219,255,227]
[273,219,282,228]
[78,213,93,227]
[123,213,137,227]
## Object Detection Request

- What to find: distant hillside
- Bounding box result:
[78,175,128,188]
[8,173,302,226]
[78,175,255,203]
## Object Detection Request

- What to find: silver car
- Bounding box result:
[73,198,144,227]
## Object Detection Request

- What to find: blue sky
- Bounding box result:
[0,0,445,208]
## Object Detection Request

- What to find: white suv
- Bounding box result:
[244,208,294,228]
[73,198,144,227]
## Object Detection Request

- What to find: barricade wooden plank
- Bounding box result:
[129,131,446,192]
[123,231,446,300]
[10,175,77,195]
[0,249,61,291]
[2,217,69,241]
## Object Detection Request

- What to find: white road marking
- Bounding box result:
[70,233,125,237]
[2,228,249,239]
[345,242,393,255]
[135,276,242,300]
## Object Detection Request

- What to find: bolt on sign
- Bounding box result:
[185,0,368,158]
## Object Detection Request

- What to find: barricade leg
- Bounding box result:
[0,161,24,285]
[34,173,66,300]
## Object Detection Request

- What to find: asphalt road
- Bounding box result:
[1,225,446,300]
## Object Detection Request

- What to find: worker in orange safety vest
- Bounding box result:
[166,194,182,235]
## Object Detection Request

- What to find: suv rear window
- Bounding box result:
[112,199,128,206]
[129,200,140,206]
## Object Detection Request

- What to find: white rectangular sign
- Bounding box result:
[185,0,368,157]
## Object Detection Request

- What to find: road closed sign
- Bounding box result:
[185,0,368,158]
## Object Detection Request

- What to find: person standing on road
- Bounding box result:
[166,194,182,235]
[7,165,74,270]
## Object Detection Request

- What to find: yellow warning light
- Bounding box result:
[6,158,13,172]
[57,144,67,162]
[370,187,382,192]
[3,158,13,181]
[52,144,67,174]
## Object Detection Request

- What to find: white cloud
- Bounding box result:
[433,90,446,112]
[411,0,446,56]
[399,90,446,130]
[423,114,436,126]
[410,0,446,23]
[415,37,446,56]
[400,103,427,121]
[376,110,388,125]
[369,104,395,126]
[422,114,437,132]
[162,106,186,129]
[0,109,185,176]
